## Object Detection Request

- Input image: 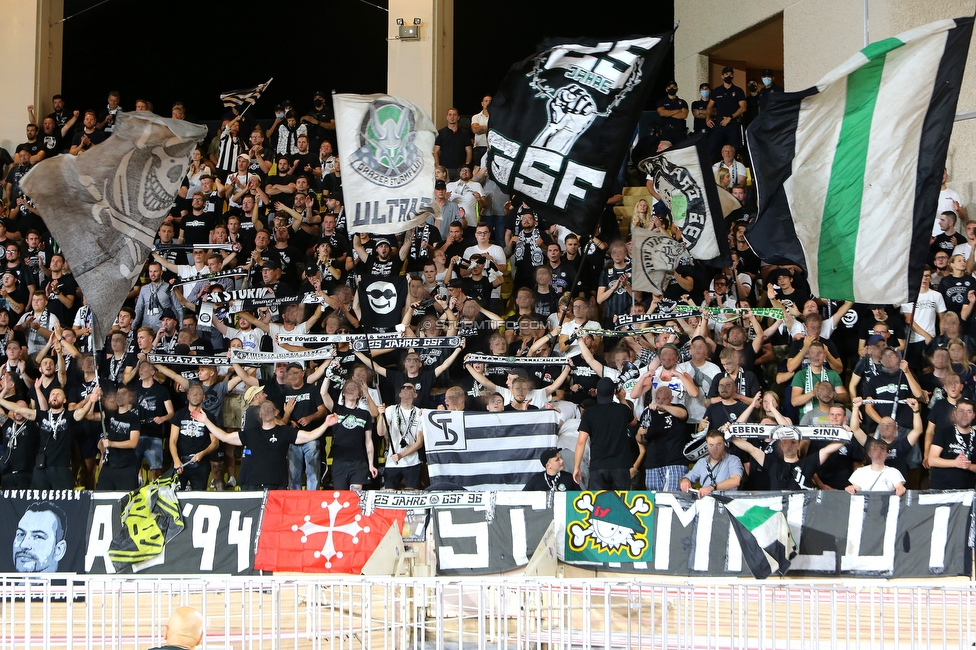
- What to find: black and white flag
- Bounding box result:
[19,111,207,342]
[422,410,559,491]
[220,78,273,110]
[334,94,436,234]
[630,228,686,295]
[487,34,672,236]
[637,134,736,263]
[358,274,407,332]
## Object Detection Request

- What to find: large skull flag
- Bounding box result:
[20,111,207,342]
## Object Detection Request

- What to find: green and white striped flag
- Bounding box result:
[746,18,973,304]
[716,496,797,579]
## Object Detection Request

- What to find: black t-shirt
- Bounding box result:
[239,423,298,487]
[703,400,749,429]
[171,408,212,458]
[133,380,172,439]
[579,402,635,470]
[39,132,63,159]
[760,451,821,490]
[1,419,38,473]
[180,212,218,246]
[656,96,689,132]
[357,254,403,277]
[434,126,472,168]
[35,408,75,468]
[104,409,140,469]
[638,405,688,468]
[385,369,436,409]
[929,424,976,490]
[710,83,746,119]
[938,275,976,317]
[330,404,372,463]
[706,370,761,400]
[285,383,323,423]
[810,440,852,489]
[523,470,580,492]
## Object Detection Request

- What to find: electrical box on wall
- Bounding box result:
[399,24,419,39]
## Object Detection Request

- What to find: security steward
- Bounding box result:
[656,81,689,145]
[756,68,785,113]
[706,66,747,163]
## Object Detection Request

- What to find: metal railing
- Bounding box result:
[0,575,973,649]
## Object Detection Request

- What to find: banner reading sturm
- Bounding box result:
[335,93,436,235]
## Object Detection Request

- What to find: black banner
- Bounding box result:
[556,490,973,578]
[0,490,91,574]
[433,493,552,575]
[486,34,672,235]
[85,493,263,575]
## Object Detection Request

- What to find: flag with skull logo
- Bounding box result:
[357,274,408,332]
[19,111,207,342]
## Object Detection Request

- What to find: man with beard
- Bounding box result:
[791,342,847,420]
[134,261,179,333]
[0,375,96,489]
[68,110,106,156]
[927,398,976,490]
[707,346,761,406]
[631,343,699,409]
[863,347,923,433]
[508,211,552,290]
[12,502,67,572]
[36,118,63,160]
[680,430,743,497]
[169,384,220,491]
[193,398,337,492]
[702,377,751,431]
[354,237,403,277]
[851,396,923,481]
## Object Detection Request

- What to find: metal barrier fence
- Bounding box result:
[0,575,974,649]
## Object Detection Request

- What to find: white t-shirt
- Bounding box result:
[558,319,599,357]
[447,180,485,222]
[935,187,964,236]
[268,322,309,360]
[901,289,946,343]
[224,325,264,351]
[848,465,905,492]
[676,359,721,424]
[712,160,747,186]
[470,112,490,148]
[384,405,423,468]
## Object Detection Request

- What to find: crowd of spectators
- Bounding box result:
[0,81,972,498]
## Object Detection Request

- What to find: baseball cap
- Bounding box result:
[540,448,561,467]
[762,68,773,76]
[285,362,303,372]
[867,334,885,346]
[447,278,464,288]
[237,152,250,160]
[722,66,734,74]
[596,377,616,404]
[434,180,447,190]
[262,257,281,270]
[160,308,177,321]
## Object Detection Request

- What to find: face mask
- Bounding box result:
[700,90,709,100]
[723,75,733,84]
[762,77,773,86]
[314,100,324,108]
[275,112,285,119]
[667,86,677,95]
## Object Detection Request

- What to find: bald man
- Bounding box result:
[149,606,203,650]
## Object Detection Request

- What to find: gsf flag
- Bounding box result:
[422,410,559,491]
[715,495,797,579]
[335,94,436,235]
[746,18,973,303]
[638,134,736,263]
[487,34,672,236]
[19,111,206,342]
[357,274,408,332]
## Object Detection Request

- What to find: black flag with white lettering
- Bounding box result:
[358,274,408,332]
[487,33,672,235]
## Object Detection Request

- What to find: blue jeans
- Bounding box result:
[288,441,320,490]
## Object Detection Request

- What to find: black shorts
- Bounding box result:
[332,460,369,490]
[588,468,631,491]
[96,465,139,492]
[384,464,422,490]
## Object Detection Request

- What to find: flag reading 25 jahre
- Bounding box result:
[487,34,672,236]
[334,93,436,235]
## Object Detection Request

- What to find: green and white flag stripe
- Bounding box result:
[722,498,797,579]
[747,18,973,304]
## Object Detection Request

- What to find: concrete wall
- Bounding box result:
[675,0,976,205]
[387,0,454,127]
[0,0,62,156]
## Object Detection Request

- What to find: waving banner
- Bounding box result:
[19,111,207,341]
[335,94,436,234]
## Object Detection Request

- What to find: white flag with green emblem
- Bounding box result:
[334,94,436,235]
[746,18,973,303]
[719,496,797,579]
